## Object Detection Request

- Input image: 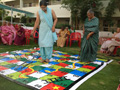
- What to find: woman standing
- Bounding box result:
[80,9,99,62]
[31,0,58,63]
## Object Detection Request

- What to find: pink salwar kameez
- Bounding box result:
[1,26,13,45]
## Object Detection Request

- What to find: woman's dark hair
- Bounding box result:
[40,0,47,6]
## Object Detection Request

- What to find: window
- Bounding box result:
[117,20,120,27]
[46,0,50,5]
[103,20,108,31]
[29,3,32,7]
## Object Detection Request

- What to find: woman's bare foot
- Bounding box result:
[46,59,49,63]
[40,59,45,63]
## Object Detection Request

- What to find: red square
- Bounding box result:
[7,59,20,63]
[60,58,70,61]
[20,68,37,75]
[50,71,68,77]
[0,66,8,71]
[57,63,69,67]
[82,65,96,70]
[63,54,71,57]
[41,83,65,90]
[0,53,9,56]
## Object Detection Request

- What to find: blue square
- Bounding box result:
[70,70,87,76]
[11,66,28,71]
[53,57,60,60]
[1,58,14,61]
[49,61,59,65]
[75,63,83,67]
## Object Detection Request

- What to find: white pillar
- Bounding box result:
[39,0,41,3]
[11,9,13,24]
[20,0,23,9]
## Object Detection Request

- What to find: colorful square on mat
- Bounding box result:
[0,66,8,71]
[40,83,65,90]
[53,77,73,88]
[57,63,69,67]
[50,71,68,77]
[82,65,96,70]
[64,73,81,81]
[40,75,59,82]
[70,70,87,77]
[20,68,37,75]
[27,79,49,89]
[29,71,47,78]
[7,60,20,63]
[39,68,55,74]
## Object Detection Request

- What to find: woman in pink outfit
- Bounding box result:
[1,21,14,45]
[8,22,16,40]
[14,24,26,45]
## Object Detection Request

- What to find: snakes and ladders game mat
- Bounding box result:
[0,48,112,90]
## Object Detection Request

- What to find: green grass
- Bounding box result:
[0,41,120,90]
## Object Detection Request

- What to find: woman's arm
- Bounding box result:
[83,25,85,34]
[31,11,40,35]
[52,10,58,32]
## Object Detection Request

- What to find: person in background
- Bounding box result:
[69,26,75,34]
[57,26,70,47]
[117,84,120,90]
[14,24,26,45]
[80,9,99,62]
[1,21,13,45]
[100,28,120,54]
[8,22,16,41]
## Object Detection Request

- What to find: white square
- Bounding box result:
[40,64,52,67]
[65,65,80,69]
[63,73,81,81]
[29,72,47,78]
[0,69,16,75]
[27,79,49,89]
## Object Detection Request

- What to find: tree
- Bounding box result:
[105,0,120,27]
[62,0,103,29]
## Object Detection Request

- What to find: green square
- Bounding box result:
[49,65,63,69]
[32,66,45,71]
[59,68,73,73]
[16,75,37,84]
[77,68,92,73]
[40,74,59,82]
[64,61,73,65]
[6,72,22,80]
[3,64,18,68]
[53,77,73,88]
[88,63,99,67]
[0,62,11,66]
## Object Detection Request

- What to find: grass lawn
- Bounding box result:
[0,41,120,90]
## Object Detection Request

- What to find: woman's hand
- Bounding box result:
[86,34,91,40]
[52,26,55,32]
[31,30,35,37]
[83,30,85,34]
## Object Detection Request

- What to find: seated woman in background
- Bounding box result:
[1,21,14,45]
[100,28,120,55]
[14,24,26,45]
[57,27,70,47]
[69,26,75,34]
[0,26,1,36]
[8,22,16,41]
